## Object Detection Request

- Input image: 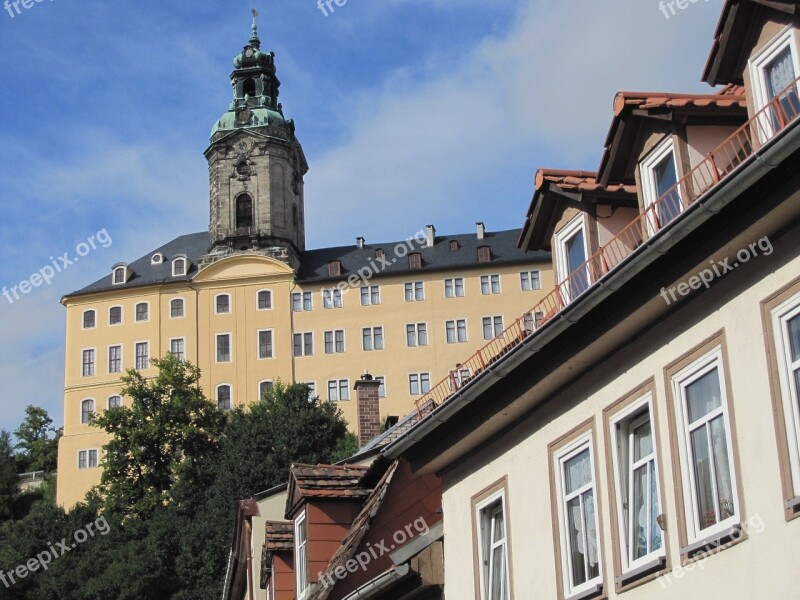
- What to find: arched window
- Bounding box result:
[217,385,232,411]
[243,78,256,98]
[81,399,95,424]
[108,396,122,410]
[236,195,254,230]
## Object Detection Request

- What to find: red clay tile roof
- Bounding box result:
[286,464,372,517]
[264,520,294,552]
[534,169,637,195]
[308,461,399,600]
[612,90,746,116]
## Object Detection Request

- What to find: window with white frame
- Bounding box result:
[83,310,96,329]
[555,434,602,597]
[293,333,313,357]
[295,511,309,599]
[112,267,126,285]
[292,292,313,312]
[322,288,343,309]
[555,216,590,300]
[482,316,504,340]
[258,330,274,359]
[302,382,317,401]
[672,348,738,543]
[327,379,350,402]
[480,274,501,295]
[408,373,431,395]
[81,399,94,424]
[78,449,98,469]
[520,270,541,291]
[404,282,424,302]
[172,257,187,277]
[170,338,185,361]
[324,330,345,354]
[109,306,122,326]
[216,334,231,363]
[444,277,465,298]
[108,395,122,410]
[640,137,682,232]
[217,385,232,411]
[259,380,274,399]
[135,342,149,370]
[170,298,184,318]
[476,491,510,600]
[257,289,272,310]
[215,294,231,314]
[108,345,122,373]
[135,302,149,322]
[446,319,467,343]
[772,295,800,498]
[362,327,384,351]
[449,366,473,392]
[82,349,95,377]
[406,323,428,347]
[610,395,664,573]
[360,285,380,306]
[749,29,800,139]
[375,376,386,398]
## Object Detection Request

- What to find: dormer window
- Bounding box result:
[328,261,342,277]
[450,240,460,251]
[172,257,187,277]
[408,253,422,270]
[555,216,590,301]
[375,248,385,260]
[151,253,164,265]
[236,194,254,231]
[749,29,800,139]
[477,246,492,263]
[641,137,682,231]
[112,265,128,285]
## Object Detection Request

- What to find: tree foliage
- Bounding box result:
[13,406,61,474]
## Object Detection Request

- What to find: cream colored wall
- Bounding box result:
[58,255,552,507]
[249,489,289,600]
[439,250,800,598]
[686,126,739,169]
[596,206,639,248]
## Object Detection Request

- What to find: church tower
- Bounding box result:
[203,17,308,269]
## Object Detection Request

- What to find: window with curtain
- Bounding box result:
[478,496,509,600]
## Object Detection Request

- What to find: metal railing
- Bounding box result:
[416,76,800,418]
[17,471,45,482]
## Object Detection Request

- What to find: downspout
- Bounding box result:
[246,520,255,600]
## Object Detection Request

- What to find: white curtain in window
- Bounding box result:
[767,47,796,99]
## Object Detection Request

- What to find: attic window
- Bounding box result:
[477,246,492,263]
[112,266,127,285]
[151,253,164,265]
[328,261,342,277]
[375,248,385,260]
[408,253,422,270]
[450,240,460,251]
[172,257,187,277]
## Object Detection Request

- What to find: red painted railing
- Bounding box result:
[416,76,800,418]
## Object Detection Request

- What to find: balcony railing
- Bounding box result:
[416,76,800,418]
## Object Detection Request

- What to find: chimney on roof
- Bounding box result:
[355,372,381,448]
[356,237,365,249]
[476,222,486,240]
[425,225,436,248]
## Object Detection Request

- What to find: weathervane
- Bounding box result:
[252,8,259,24]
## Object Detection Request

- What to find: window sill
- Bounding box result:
[566,582,603,600]
[681,523,742,558]
[785,496,800,510]
[615,555,666,587]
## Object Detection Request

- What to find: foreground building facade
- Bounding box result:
[382,1,800,599]
[56,24,551,508]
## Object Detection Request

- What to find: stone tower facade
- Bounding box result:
[203,21,308,269]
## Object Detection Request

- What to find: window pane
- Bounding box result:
[710,415,735,521]
[567,497,586,586]
[690,426,716,529]
[375,328,383,350]
[490,545,507,600]
[565,449,591,494]
[788,314,800,362]
[633,420,652,462]
[686,368,722,423]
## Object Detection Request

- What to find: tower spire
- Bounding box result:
[250,8,261,49]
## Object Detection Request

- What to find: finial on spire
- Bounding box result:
[249,8,261,48]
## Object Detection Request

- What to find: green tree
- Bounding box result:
[0,432,18,521]
[13,406,62,474]
[91,355,227,519]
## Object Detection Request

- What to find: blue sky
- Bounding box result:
[0,0,725,433]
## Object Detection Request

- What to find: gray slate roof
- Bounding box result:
[67,228,550,297]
